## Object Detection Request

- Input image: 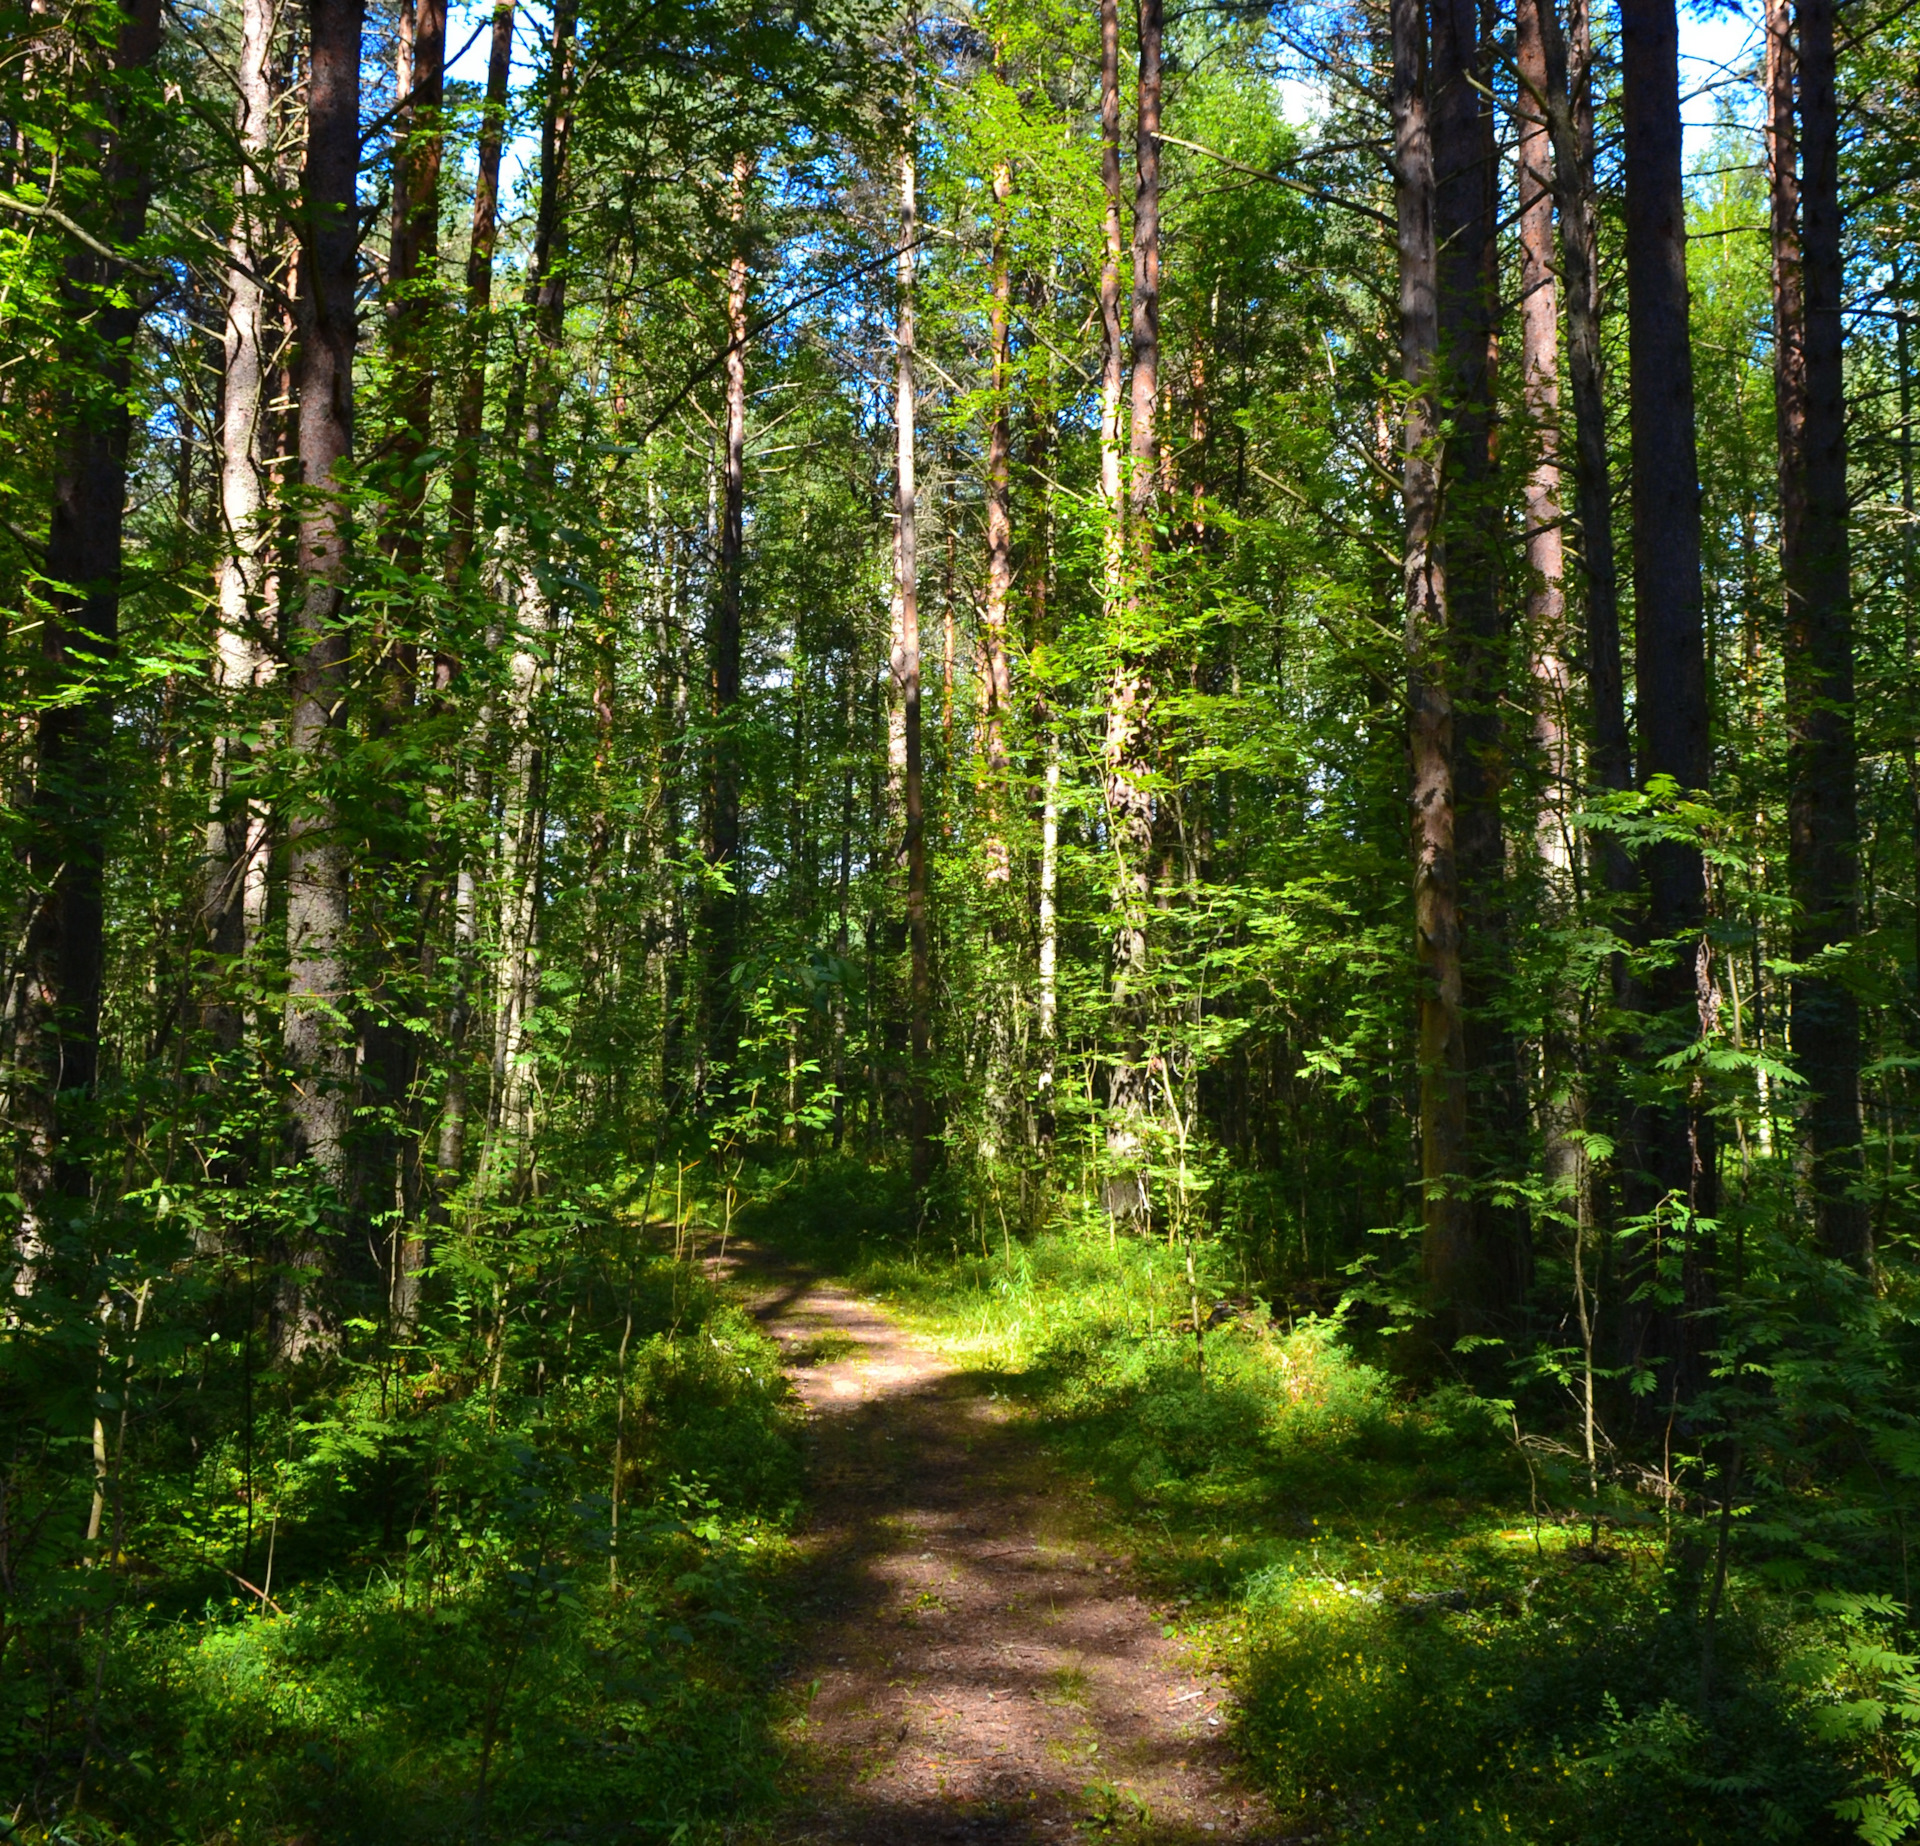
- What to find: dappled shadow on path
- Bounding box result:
[712,1247,1289,1845]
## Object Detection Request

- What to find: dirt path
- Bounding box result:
[721,1246,1284,1844]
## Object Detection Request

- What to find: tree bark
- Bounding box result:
[703,148,751,1096]
[1098,0,1125,545]
[280,0,364,1359]
[489,0,576,1177]
[11,0,164,1292]
[1538,0,1631,869]
[385,0,445,588]
[1129,0,1162,526]
[1393,0,1467,1329]
[1619,0,1715,1378]
[442,0,515,609]
[1099,0,1162,1229]
[1517,0,1571,882]
[203,0,279,1051]
[1775,0,1866,1266]
[981,143,1014,885]
[1432,0,1522,1325]
[892,117,932,1192]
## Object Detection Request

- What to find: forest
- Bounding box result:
[7,0,1920,1830]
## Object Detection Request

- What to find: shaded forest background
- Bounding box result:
[10,0,1920,1831]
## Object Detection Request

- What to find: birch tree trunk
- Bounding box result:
[203,0,279,1054]
[981,146,1014,885]
[893,121,932,1190]
[1100,0,1161,1228]
[489,0,575,1180]
[1517,0,1580,1224]
[281,0,365,1359]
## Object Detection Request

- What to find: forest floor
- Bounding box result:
[717,1241,1284,1844]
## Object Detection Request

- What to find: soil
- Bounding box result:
[719,1244,1287,1844]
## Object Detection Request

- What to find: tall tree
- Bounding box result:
[281,0,365,1356]
[1517,0,1570,872]
[1393,0,1466,1332]
[12,0,165,1281]
[490,0,577,1172]
[1432,0,1521,1323]
[893,95,932,1190]
[981,128,1014,884]
[1619,0,1715,1378]
[443,0,516,602]
[1537,0,1631,868]
[1099,0,1162,1227]
[703,147,752,1093]
[1773,0,1867,1268]
[203,0,279,1048]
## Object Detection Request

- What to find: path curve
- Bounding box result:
[719,1246,1284,1844]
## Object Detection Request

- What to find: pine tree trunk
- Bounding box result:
[1777,0,1866,1266]
[280,0,364,1359]
[1433,0,1522,1325]
[11,0,164,1292]
[1619,0,1715,1379]
[1393,0,1467,1331]
[385,0,444,581]
[1517,0,1571,883]
[1538,0,1631,859]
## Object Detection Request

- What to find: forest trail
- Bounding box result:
[716,1244,1284,1844]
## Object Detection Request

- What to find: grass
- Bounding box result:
[740,1159,1888,1845]
[7,1250,810,1846]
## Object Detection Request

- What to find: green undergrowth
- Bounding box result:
[7,1248,804,1845]
[743,1160,1915,1845]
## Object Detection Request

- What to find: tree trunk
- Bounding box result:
[1098,0,1125,548]
[1517,0,1580,1224]
[489,0,575,1179]
[279,0,364,1360]
[1393,0,1467,1330]
[1129,0,1162,527]
[1517,0,1571,882]
[1776,0,1866,1266]
[11,0,164,1291]
[1619,0,1715,1378]
[371,0,446,1327]
[981,144,1014,885]
[442,0,515,609]
[203,0,279,1053]
[1538,0,1631,863]
[419,0,514,1287]
[1432,0,1521,1326]
[893,122,932,1192]
[1099,0,1162,1229]
[703,148,751,1097]
[385,0,445,586]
